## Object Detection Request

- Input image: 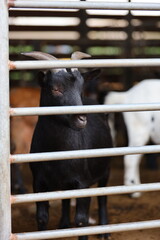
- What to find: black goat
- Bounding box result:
[24,51,112,240]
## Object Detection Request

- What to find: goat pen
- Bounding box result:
[1,1,160,240]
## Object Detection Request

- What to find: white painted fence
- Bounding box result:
[1,1,160,239]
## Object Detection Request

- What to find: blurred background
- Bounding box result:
[9,0,160,90]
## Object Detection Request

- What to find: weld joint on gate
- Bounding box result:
[10,154,15,164]
[10,195,16,205]
[9,108,15,116]
[8,0,15,8]
[10,233,18,240]
[8,60,16,70]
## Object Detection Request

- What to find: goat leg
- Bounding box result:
[36,201,49,231]
[97,177,110,240]
[11,164,26,194]
[75,197,91,240]
[59,199,71,229]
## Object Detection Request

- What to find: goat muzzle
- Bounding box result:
[74,114,87,129]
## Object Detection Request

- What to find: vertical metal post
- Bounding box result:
[79,0,88,53]
[124,0,133,90]
[0,1,11,240]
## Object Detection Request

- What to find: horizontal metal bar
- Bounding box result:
[10,220,160,240]
[9,103,160,117]
[9,58,160,70]
[8,1,160,10]
[11,182,160,204]
[10,145,160,164]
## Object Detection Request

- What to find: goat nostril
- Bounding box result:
[73,114,87,129]
[71,114,87,130]
[78,115,87,122]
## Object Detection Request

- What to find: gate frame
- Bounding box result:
[1,1,160,240]
[0,0,11,239]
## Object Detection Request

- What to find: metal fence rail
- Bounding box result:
[8,1,160,10]
[9,58,160,70]
[10,103,160,116]
[11,182,160,204]
[0,1,159,240]
[10,145,160,164]
[9,220,160,240]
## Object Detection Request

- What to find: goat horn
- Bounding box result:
[71,51,91,73]
[71,51,91,60]
[22,51,61,73]
[21,51,57,60]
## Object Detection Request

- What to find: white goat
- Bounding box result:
[104,79,160,197]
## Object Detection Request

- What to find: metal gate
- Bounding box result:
[1,1,160,239]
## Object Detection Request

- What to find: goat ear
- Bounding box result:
[38,70,52,87]
[37,71,45,87]
[82,68,101,81]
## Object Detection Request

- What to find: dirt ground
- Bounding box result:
[12,156,160,240]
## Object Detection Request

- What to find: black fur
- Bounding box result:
[30,68,112,240]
